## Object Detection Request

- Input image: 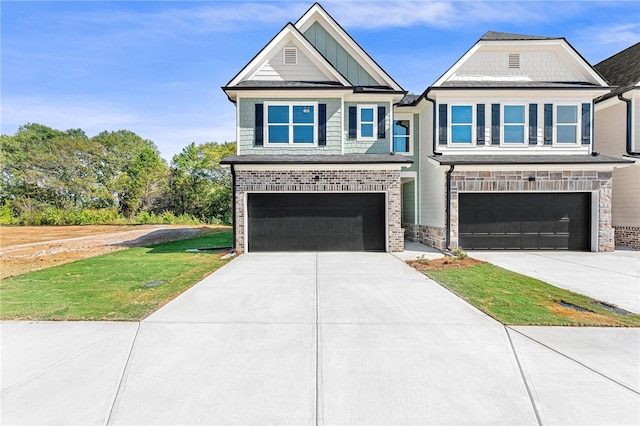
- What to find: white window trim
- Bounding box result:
[501,103,528,146]
[264,101,318,147]
[553,103,581,146]
[392,113,413,155]
[448,103,476,146]
[357,104,377,141]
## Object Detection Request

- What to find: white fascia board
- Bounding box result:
[430,88,610,99]
[452,163,623,172]
[234,163,406,171]
[228,23,349,88]
[223,88,352,100]
[432,44,482,87]
[295,6,403,92]
[344,92,405,103]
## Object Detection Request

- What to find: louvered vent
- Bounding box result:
[508,53,520,69]
[283,47,297,65]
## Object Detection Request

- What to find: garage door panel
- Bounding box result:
[459,193,590,250]
[248,193,385,252]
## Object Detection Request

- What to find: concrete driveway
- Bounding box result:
[2,253,639,425]
[468,249,640,314]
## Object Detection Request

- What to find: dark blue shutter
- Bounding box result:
[544,104,553,145]
[438,104,447,145]
[529,104,538,145]
[254,104,264,146]
[377,106,386,139]
[348,106,357,139]
[491,104,500,145]
[581,103,591,145]
[318,103,326,146]
[476,104,485,144]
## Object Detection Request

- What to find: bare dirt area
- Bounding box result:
[0,225,213,279]
[406,256,484,272]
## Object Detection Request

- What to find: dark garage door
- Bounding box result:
[247,193,385,252]
[459,193,590,250]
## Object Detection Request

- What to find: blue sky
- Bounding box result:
[2,1,639,161]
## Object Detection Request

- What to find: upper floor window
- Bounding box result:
[450,105,473,144]
[393,115,412,154]
[357,105,376,140]
[265,102,317,145]
[556,105,578,144]
[503,105,526,144]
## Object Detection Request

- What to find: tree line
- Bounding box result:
[0,123,235,225]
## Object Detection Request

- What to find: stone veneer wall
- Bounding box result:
[614,226,640,249]
[234,169,403,252]
[449,170,614,252]
[404,224,446,250]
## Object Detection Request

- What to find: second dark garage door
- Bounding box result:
[459,192,591,250]
[247,193,385,252]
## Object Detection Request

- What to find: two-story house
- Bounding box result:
[222,3,631,253]
[594,42,640,249]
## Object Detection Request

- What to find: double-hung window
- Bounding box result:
[450,105,473,144]
[503,105,526,144]
[556,105,578,144]
[393,115,412,154]
[265,102,317,145]
[357,105,376,140]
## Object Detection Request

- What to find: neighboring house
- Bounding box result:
[222,3,631,253]
[400,31,632,252]
[594,42,640,249]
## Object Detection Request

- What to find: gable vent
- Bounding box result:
[508,53,520,69]
[283,47,297,65]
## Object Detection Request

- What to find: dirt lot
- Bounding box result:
[0,225,216,279]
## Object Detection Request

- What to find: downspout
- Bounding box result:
[424,90,440,155]
[618,93,639,155]
[446,164,455,251]
[230,164,236,253]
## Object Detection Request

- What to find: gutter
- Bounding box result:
[230,164,237,252]
[445,164,455,250]
[618,93,640,156]
[423,90,440,155]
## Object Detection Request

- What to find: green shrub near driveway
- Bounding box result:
[0,231,233,321]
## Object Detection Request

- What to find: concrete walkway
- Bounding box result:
[2,253,639,425]
[468,249,640,314]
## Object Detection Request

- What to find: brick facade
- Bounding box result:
[449,169,614,252]
[234,169,404,252]
[614,226,640,249]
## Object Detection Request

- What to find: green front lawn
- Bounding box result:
[424,262,640,327]
[0,230,233,321]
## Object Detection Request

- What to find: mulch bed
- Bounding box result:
[406,256,484,272]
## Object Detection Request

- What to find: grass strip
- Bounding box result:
[423,262,640,327]
[0,231,233,321]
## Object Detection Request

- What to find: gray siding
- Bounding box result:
[402,180,416,224]
[303,22,378,86]
[238,97,342,155]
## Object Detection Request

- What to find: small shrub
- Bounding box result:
[452,248,468,260]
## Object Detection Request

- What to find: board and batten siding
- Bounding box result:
[595,101,626,157]
[251,42,331,82]
[634,95,640,151]
[303,21,378,86]
[612,163,640,227]
[402,180,416,224]
[238,98,342,155]
[343,102,390,154]
[450,51,579,82]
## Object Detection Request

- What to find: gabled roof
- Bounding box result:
[225,22,351,89]
[294,3,403,91]
[480,31,560,41]
[595,42,640,86]
[432,30,608,88]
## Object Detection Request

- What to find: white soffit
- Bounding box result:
[295,4,404,91]
[227,23,350,87]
